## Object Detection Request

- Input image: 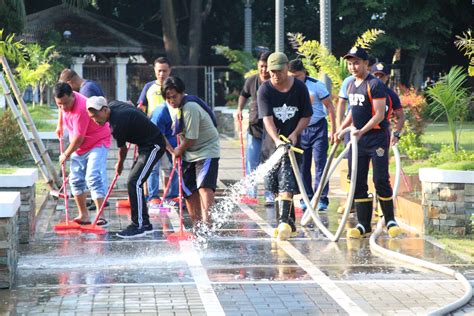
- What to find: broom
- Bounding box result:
[80,172,120,234]
[54,137,80,231]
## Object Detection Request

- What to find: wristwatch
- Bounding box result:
[393,131,401,139]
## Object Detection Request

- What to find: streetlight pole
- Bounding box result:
[244,0,253,53]
[275,0,284,52]
[320,0,332,88]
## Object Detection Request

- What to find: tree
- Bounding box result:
[287,29,384,94]
[426,66,472,152]
[0,0,26,35]
[16,44,64,106]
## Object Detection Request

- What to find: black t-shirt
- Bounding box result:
[240,74,264,138]
[258,78,312,160]
[348,74,389,132]
[108,101,165,149]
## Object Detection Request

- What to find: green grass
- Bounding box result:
[385,122,474,175]
[25,104,57,131]
[0,168,16,174]
[27,104,57,121]
[430,232,474,263]
[421,122,474,151]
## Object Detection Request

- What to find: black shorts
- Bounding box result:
[181,158,219,197]
[264,153,300,194]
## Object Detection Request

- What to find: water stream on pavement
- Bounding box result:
[193,146,287,248]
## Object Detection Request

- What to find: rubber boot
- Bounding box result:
[274,198,292,240]
[346,196,373,239]
[378,196,401,238]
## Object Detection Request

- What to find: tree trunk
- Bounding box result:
[160,0,181,65]
[186,0,212,97]
[409,42,428,91]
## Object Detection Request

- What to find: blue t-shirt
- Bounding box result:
[305,76,330,126]
[79,80,105,98]
[338,75,355,100]
[150,104,177,148]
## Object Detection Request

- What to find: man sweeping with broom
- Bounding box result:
[86,96,167,238]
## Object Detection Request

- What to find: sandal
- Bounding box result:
[73,218,92,225]
[96,218,108,227]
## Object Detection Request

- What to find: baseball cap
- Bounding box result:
[288,59,305,72]
[343,47,369,61]
[267,52,289,71]
[371,62,390,76]
[86,96,107,111]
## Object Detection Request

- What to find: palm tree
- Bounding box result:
[426,66,472,152]
[287,29,384,94]
[0,28,27,65]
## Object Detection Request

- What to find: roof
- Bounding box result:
[22,4,164,55]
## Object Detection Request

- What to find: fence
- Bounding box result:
[83,63,116,100]
[126,64,243,108]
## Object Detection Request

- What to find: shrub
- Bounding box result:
[397,122,429,160]
[428,144,474,165]
[399,87,427,140]
[0,109,28,164]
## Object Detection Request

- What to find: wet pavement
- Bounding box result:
[1,137,473,315]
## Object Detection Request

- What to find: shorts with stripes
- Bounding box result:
[181,158,219,197]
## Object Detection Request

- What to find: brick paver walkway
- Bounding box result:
[0,136,473,315]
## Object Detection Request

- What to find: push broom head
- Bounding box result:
[116,199,130,208]
[54,221,81,231]
[240,196,258,204]
[167,230,194,243]
[80,224,107,235]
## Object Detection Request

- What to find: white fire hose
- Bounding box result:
[289,127,357,242]
[288,131,472,314]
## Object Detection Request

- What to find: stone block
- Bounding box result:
[427,207,440,219]
[431,219,440,225]
[446,203,457,214]
[449,227,466,235]
[464,184,474,195]
[439,188,464,202]
[439,213,447,220]
[442,220,457,226]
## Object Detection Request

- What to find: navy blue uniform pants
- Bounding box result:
[354,131,392,200]
[300,119,329,204]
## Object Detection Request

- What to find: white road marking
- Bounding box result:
[240,203,368,315]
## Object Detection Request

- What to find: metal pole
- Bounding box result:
[320,0,332,89]
[275,0,284,52]
[244,0,253,53]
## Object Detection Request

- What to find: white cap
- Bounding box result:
[86,96,107,111]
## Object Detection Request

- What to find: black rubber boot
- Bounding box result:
[275,198,293,240]
[354,197,373,235]
[278,198,292,224]
[378,196,395,224]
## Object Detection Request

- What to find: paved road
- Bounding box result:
[1,137,473,315]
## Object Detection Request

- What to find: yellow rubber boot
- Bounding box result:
[346,227,362,239]
[277,222,292,241]
[388,225,402,238]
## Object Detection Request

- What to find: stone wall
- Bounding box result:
[420,168,474,235]
[1,186,35,243]
[214,107,248,139]
[0,169,38,244]
[0,192,20,289]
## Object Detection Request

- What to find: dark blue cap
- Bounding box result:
[343,47,369,61]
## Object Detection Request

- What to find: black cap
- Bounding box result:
[371,62,390,76]
[288,59,305,72]
[343,47,369,61]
